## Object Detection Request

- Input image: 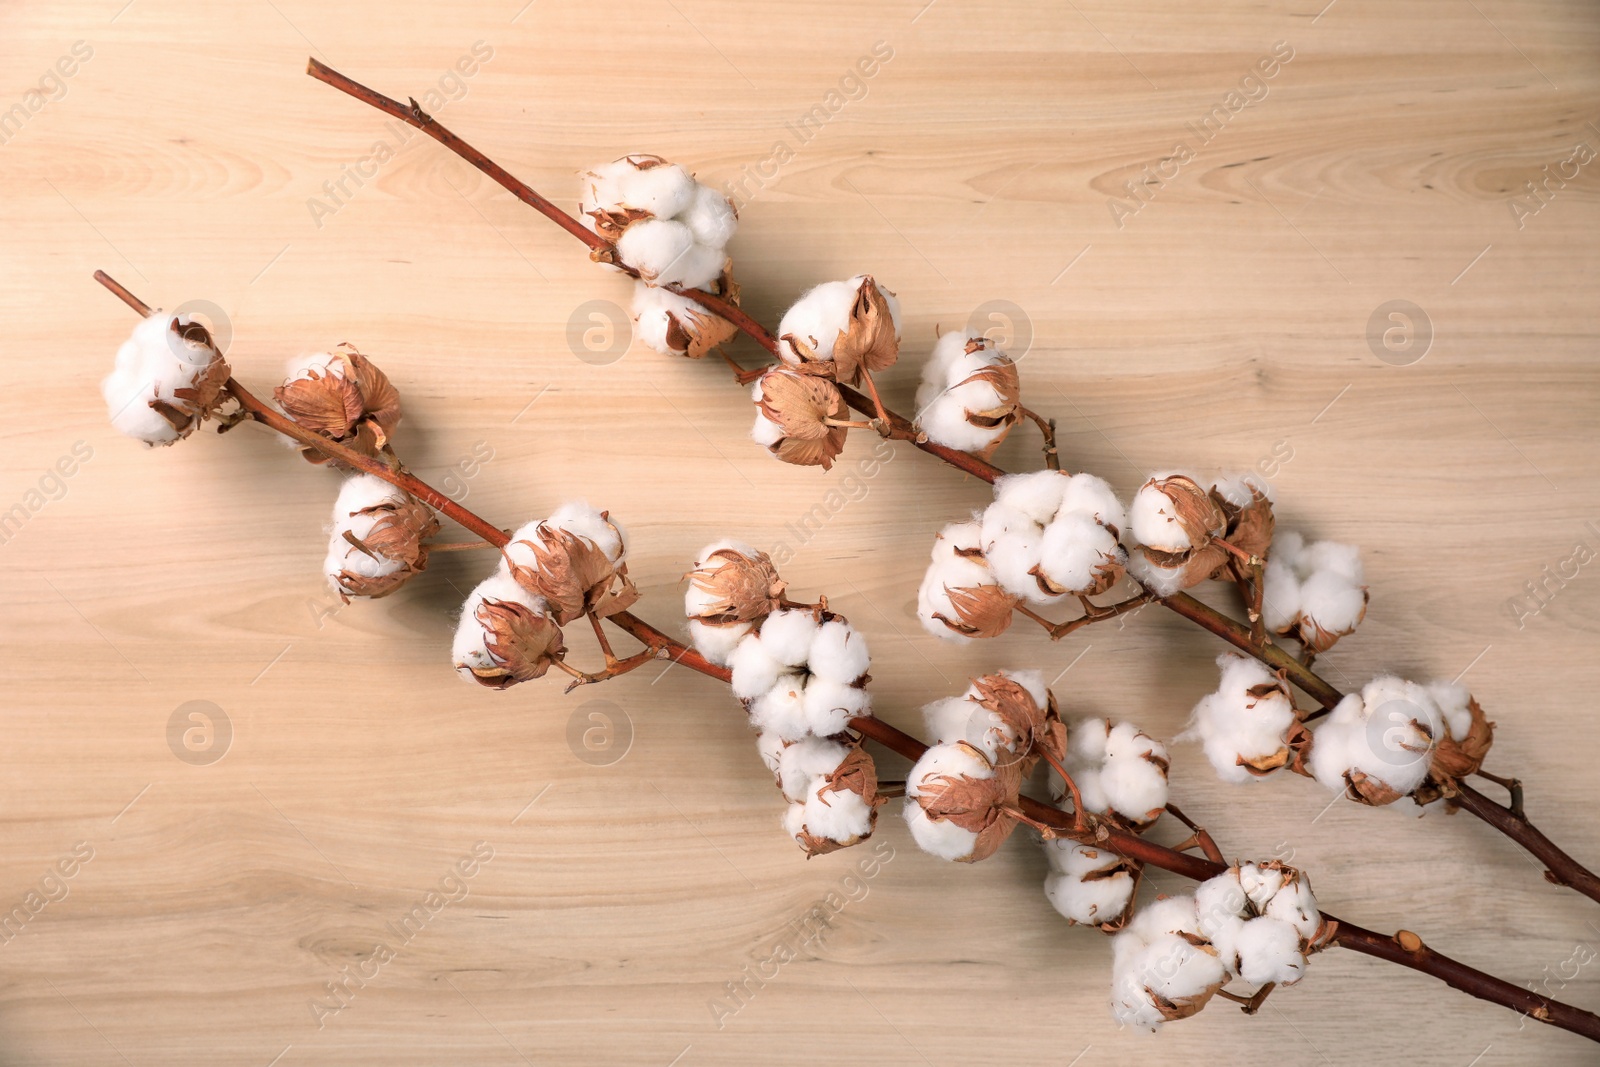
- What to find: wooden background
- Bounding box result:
[2,0,1598,1063]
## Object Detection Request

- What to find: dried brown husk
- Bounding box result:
[952,341,1023,460]
[151,318,232,442]
[932,578,1020,639]
[685,545,786,623]
[968,673,1060,771]
[830,276,900,385]
[468,598,565,688]
[505,516,638,626]
[331,496,441,602]
[756,367,849,470]
[912,743,1022,863]
[275,344,401,465]
[795,744,886,858]
[660,270,741,359]
[1414,698,1496,803]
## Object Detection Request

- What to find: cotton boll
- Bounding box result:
[687,618,754,667]
[1058,473,1128,534]
[729,634,786,700]
[1183,654,1298,784]
[992,471,1070,526]
[1234,917,1307,987]
[1002,669,1049,709]
[980,504,1055,603]
[918,520,1018,642]
[759,609,821,668]
[802,678,871,736]
[1127,894,1203,943]
[615,218,696,283]
[1100,753,1169,823]
[1263,874,1321,941]
[617,161,697,219]
[802,786,873,843]
[1309,680,1441,802]
[1129,477,1196,552]
[1071,765,1110,815]
[632,284,696,355]
[919,391,1010,453]
[545,502,626,563]
[1069,717,1112,765]
[664,240,726,290]
[1302,540,1363,583]
[903,800,979,861]
[1110,932,1225,1031]
[103,311,226,445]
[1193,873,1249,940]
[922,693,1018,763]
[809,619,870,684]
[777,737,849,802]
[451,572,547,681]
[1427,680,1474,741]
[1037,512,1124,595]
[1237,863,1287,911]
[749,674,811,741]
[681,183,738,248]
[776,275,902,365]
[1298,569,1366,633]
[1045,866,1135,927]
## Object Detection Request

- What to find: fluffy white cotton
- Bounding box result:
[1056,717,1168,823]
[1109,895,1224,1032]
[1209,473,1274,510]
[687,618,754,667]
[749,673,811,741]
[1128,473,1205,552]
[759,609,822,667]
[802,786,874,843]
[903,742,992,861]
[777,737,849,802]
[1192,862,1320,988]
[500,502,626,588]
[918,519,1010,643]
[1308,677,1442,800]
[1042,841,1135,927]
[322,474,409,590]
[1262,530,1366,645]
[581,156,697,219]
[981,503,1056,604]
[450,572,550,682]
[1427,680,1475,742]
[102,311,223,445]
[1234,917,1307,986]
[748,377,787,446]
[681,182,738,248]
[1059,473,1128,533]
[808,619,870,683]
[993,471,1071,526]
[581,157,733,289]
[730,633,786,700]
[1182,653,1299,784]
[776,275,902,364]
[802,678,871,736]
[757,731,790,780]
[614,219,700,286]
[1125,553,1189,598]
[632,283,702,356]
[1037,512,1124,595]
[1005,668,1049,708]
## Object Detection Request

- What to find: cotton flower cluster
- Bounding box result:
[1109,862,1325,1030]
[760,734,885,858]
[102,311,231,445]
[730,607,873,741]
[581,154,735,289]
[452,502,634,687]
[323,473,439,602]
[1051,718,1170,828]
[917,471,1129,641]
[1042,840,1139,930]
[1309,676,1492,806]
[751,275,902,469]
[913,331,1021,458]
[634,278,740,360]
[275,345,401,463]
[905,671,1060,863]
[1125,472,1274,596]
[1184,653,1303,783]
[1262,530,1368,653]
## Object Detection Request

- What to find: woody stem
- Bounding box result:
[94,269,1600,1040]
[1017,406,1060,471]
[1163,802,1227,866]
[427,540,496,553]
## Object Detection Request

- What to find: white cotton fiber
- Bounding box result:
[802,678,870,736]
[759,609,822,667]
[451,572,549,682]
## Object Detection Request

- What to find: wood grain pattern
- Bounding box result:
[2,0,1598,1062]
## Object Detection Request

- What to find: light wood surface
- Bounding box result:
[3,0,1599,1063]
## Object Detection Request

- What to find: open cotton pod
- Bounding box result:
[914,331,1021,457]
[1261,531,1368,653]
[1109,894,1227,1030]
[323,473,439,602]
[1307,676,1444,805]
[750,367,850,470]
[776,274,901,385]
[922,670,1062,772]
[632,270,740,359]
[275,345,401,464]
[917,520,1020,641]
[903,741,1022,862]
[1054,717,1170,829]
[684,540,787,667]
[580,155,735,289]
[102,310,231,445]
[1042,840,1139,930]
[1183,653,1304,783]
[779,741,885,857]
[451,573,565,688]
[501,504,638,625]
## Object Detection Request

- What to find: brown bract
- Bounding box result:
[968,674,1065,771]
[469,598,565,688]
[662,270,741,359]
[912,742,1023,863]
[756,366,849,470]
[685,545,786,623]
[796,744,886,858]
[1135,478,1276,592]
[934,569,1021,639]
[274,345,401,465]
[332,496,441,602]
[151,318,232,442]
[506,517,639,626]
[779,276,900,386]
[1414,698,1496,803]
[952,339,1023,460]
